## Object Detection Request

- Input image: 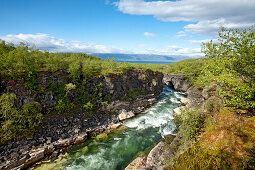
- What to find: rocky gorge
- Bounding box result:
[0,68,208,170]
[0,69,165,170]
[125,74,218,170]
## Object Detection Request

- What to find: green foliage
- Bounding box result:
[65,83,76,91]
[197,26,255,110]
[25,71,38,91]
[166,59,208,75]
[204,96,222,113]
[82,83,104,115]
[170,108,255,170]
[0,93,43,144]
[52,82,76,114]
[101,57,118,74]
[164,58,209,83]
[55,99,75,114]
[21,101,43,135]
[82,101,94,113]
[124,88,143,101]
[173,107,204,142]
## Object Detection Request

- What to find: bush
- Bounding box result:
[124,88,143,101]
[173,107,204,142]
[204,96,222,113]
[0,93,43,144]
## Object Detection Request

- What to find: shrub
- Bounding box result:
[124,88,143,101]
[65,83,76,92]
[21,101,43,136]
[0,93,43,144]
[55,99,75,114]
[173,107,204,142]
[204,96,222,113]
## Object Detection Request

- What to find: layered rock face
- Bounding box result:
[0,69,163,170]
[1,69,163,114]
[163,74,192,92]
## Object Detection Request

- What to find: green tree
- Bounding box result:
[0,93,43,144]
[198,26,255,110]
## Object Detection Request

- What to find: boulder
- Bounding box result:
[53,137,74,148]
[180,98,191,105]
[25,148,45,168]
[173,106,186,115]
[186,87,204,107]
[118,109,135,121]
[146,142,165,170]
[74,133,88,145]
[108,123,122,129]
[202,84,217,100]
[125,156,147,170]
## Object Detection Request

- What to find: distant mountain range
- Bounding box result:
[91,53,193,64]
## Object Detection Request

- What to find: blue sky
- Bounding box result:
[1,0,255,61]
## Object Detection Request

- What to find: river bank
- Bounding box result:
[0,69,165,170]
[34,85,184,170]
[126,74,207,170]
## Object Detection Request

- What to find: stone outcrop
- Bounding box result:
[0,69,164,170]
[146,141,166,170]
[173,106,186,115]
[180,98,191,105]
[163,74,191,92]
[125,156,147,170]
[1,69,163,114]
[118,109,135,121]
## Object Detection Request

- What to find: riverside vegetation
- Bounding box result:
[0,26,255,169]
[168,26,255,169]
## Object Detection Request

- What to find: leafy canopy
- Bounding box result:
[198,26,255,110]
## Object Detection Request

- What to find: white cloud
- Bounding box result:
[0,33,127,53]
[176,31,187,38]
[137,45,203,58]
[144,32,156,37]
[0,33,203,58]
[184,19,253,36]
[115,0,255,36]
[189,39,218,44]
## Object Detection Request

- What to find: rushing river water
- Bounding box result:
[35,86,184,170]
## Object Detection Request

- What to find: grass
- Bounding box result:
[169,108,255,170]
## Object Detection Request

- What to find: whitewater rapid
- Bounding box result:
[35,86,184,170]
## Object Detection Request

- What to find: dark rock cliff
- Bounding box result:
[0,69,163,170]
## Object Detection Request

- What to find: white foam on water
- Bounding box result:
[113,137,121,141]
[124,87,183,133]
[64,139,127,170]
[160,123,176,137]
[170,98,180,103]
[174,91,186,99]
[60,86,185,170]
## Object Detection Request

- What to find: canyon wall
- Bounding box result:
[0,69,164,170]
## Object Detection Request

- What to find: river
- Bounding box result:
[34,86,184,170]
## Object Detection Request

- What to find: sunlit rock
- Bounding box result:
[118,109,135,121]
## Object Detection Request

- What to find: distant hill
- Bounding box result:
[91,53,192,64]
